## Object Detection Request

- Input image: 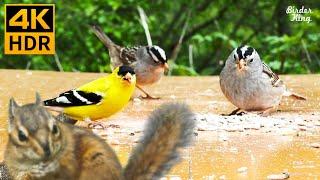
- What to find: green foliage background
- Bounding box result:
[0,0,319,75]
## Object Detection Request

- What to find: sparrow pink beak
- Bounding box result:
[163,63,169,71]
[237,59,246,70]
[123,73,133,84]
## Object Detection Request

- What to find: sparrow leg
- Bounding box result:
[260,106,277,117]
[230,108,241,115]
[221,108,242,116]
[56,113,77,125]
[136,85,160,100]
[236,111,247,116]
[107,124,120,128]
[85,118,106,129]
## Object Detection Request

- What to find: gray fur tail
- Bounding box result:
[124,103,195,180]
[91,24,115,49]
[0,163,11,180]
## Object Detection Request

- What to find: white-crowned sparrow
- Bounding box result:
[220,45,306,116]
[91,25,168,99]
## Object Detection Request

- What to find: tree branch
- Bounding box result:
[169,11,191,62]
[229,0,259,38]
[160,2,188,45]
[138,6,152,46]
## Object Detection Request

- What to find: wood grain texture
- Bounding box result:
[0,70,319,178]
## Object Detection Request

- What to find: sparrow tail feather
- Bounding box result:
[283,90,306,100]
[289,93,307,100]
[91,25,115,49]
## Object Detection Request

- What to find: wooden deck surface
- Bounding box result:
[0,69,319,179]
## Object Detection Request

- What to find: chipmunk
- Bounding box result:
[2,93,195,180]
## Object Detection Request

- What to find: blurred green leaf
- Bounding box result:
[0,0,318,75]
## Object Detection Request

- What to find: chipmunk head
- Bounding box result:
[7,93,63,164]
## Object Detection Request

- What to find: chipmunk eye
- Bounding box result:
[249,59,254,63]
[18,130,28,142]
[52,125,59,135]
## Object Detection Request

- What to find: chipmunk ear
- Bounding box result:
[8,98,19,132]
[35,92,43,106]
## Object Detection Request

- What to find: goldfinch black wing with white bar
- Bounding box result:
[262,62,283,87]
[44,90,103,107]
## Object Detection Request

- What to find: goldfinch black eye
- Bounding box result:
[52,124,59,135]
[18,130,28,142]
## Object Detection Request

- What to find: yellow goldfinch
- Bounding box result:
[44,65,136,121]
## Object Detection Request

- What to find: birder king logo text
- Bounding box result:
[4,4,55,55]
[286,6,312,23]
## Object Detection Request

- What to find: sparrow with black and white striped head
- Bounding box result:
[91,25,168,99]
[43,65,136,125]
[220,45,306,116]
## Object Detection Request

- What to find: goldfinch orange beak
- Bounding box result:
[123,73,133,84]
[163,62,169,71]
[237,59,246,70]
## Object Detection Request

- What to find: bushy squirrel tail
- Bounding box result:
[124,103,195,180]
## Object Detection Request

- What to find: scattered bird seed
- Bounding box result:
[237,167,248,173]
[267,172,290,180]
[309,142,320,148]
[133,98,142,104]
[133,138,140,143]
[109,139,120,145]
[108,124,120,128]
[193,113,319,135]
